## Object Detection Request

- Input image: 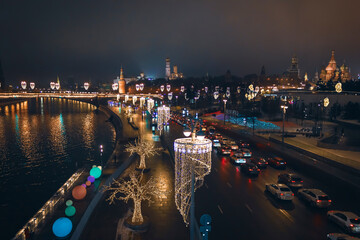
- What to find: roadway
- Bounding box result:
[161,120,360,240]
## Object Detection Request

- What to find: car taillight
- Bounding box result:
[316,200,320,203]
[257,169,260,171]
[249,169,253,171]
[301,181,303,182]
[284,162,287,164]
[280,193,284,196]
[350,224,354,228]
[292,193,294,196]
[291,180,295,183]
[328,200,332,202]
[276,162,280,165]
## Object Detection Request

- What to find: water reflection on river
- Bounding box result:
[0,98,115,239]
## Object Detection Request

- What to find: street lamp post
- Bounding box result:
[100,145,104,167]
[223,99,227,125]
[175,116,211,240]
[281,104,288,144]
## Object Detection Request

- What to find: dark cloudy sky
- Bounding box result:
[1,0,359,85]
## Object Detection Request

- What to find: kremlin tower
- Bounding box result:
[118,67,126,94]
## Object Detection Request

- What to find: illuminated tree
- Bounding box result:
[125,138,161,169]
[103,172,160,224]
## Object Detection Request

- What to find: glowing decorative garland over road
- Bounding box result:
[174,138,212,225]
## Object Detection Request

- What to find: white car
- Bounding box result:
[241,148,252,157]
[231,153,247,164]
[212,139,221,147]
[327,211,360,234]
[230,143,239,150]
[298,188,332,208]
[327,233,360,240]
[265,183,294,200]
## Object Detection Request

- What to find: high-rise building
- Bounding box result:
[118,67,126,94]
[165,58,171,79]
[288,55,300,80]
[0,59,5,90]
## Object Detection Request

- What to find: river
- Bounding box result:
[0,98,115,239]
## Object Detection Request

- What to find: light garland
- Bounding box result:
[84,82,89,90]
[324,97,330,107]
[174,138,212,225]
[21,81,27,90]
[181,86,185,92]
[112,83,118,91]
[55,82,60,90]
[140,97,145,108]
[168,92,173,100]
[335,82,342,93]
[166,84,171,92]
[125,138,161,169]
[160,85,165,92]
[30,82,35,90]
[50,82,56,90]
[125,95,129,103]
[133,96,137,105]
[157,106,170,131]
[147,98,154,113]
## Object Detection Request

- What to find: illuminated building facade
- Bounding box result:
[165,58,184,80]
[118,67,126,94]
[319,50,351,83]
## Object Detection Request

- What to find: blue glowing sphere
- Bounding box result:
[90,167,101,179]
[87,175,95,183]
[52,217,72,238]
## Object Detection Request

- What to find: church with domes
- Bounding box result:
[319,50,351,83]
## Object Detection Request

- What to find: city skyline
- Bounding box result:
[1,0,360,84]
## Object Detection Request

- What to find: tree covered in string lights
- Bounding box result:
[103,171,160,224]
[125,138,162,170]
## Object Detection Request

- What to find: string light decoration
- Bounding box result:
[125,95,129,103]
[237,86,241,93]
[125,107,133,122]
[125,138,162,170]
[147,99,154,113]
[213,91,219,100]
[335,82,342,93]
[248,84,254,91]
[136,84,140,91]
[204,87,208,93]
[50,82,56,90]
[133,96,137,105]
[112,83,118,91]
[84,82,89,90]
[55,82,60,90]
[160,85,165,92]
[174,138,212,225]
[181,86,185,92]
[157,106,170,131]
[168,92,173,101]
[324,97,330,107]
[140,97,145,108]
[30,82,35,90]
[139,83,144,91]
[103,171,162,224]
[166,84,171,92]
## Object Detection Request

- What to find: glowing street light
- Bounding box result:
[112,83,118,91]
[281,104,288,143]
[21,81,27,90]
[84,82,89,91]
[223,99,227,125]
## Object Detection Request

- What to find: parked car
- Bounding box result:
[327,211,360,234]
[268,157,287,168]
[265,183,294,201]
[238,141,250,148]
[298,188,332,208]
[241,163,260,176]
[251,157,268,168]
[278,173,303,187]
[231,152,247,164]
[220,145,231,155]
[240,148,252,157]
[327,233,360,240]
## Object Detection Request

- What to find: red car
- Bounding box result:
[268,157,287,169]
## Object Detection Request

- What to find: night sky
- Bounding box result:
[1,0,359,85]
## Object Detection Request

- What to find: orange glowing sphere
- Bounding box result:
[85,181,91,187]
[72,185,87,200]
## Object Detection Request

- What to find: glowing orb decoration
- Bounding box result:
[324,97,330,107]
[90,167,102,179]
[147,98,154,112]
[213,91,219,100]
[335,82,342,93]
[140,97,145,108]
[168,92,173,100]
[174,138,212,225]
[65,206,76,217]
[81,184,86,188]
[136,84,140,91]
[30,82,35,90]
[87,175,95,183]
[112,83,118,91]
[55,82,60,90]
[65,200,73,207]
[140,83,144,91]
[166,84,171,92]
[84,82,89,91]
[237,86,241,93]
[181,86,185,92]
[21,81,27,90]
[85,181,91,187]
[157,106,170,131]
[160,85,165,92]
[52,217,72,238]
[50,82,56,90]
[248,84,254,91]
[204,86,208,93]
[72,185,87,200]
